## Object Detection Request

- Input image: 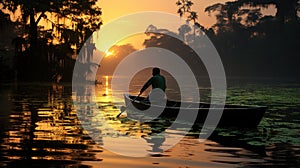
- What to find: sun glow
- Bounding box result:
[105,50,114,57]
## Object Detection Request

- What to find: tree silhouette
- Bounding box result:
[238,0,299,26]
[0,0,102,80]
[143,25,209,79]
[205,0,300,31]
[176,0,195,20]
[176,0,300,78]
[0,10,17,81]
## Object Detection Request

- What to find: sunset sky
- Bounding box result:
[3,0,276,53]
[97,0,228,28]
[97,0,275,27]
[96,0,276,49]
[94,0,225,50]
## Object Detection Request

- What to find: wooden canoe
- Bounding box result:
[124,94,267,128]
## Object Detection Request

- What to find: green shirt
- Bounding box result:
[140,74,166,93]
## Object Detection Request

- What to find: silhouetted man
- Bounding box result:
[140,67,166,95]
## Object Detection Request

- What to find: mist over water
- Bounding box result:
[0,78,299,167]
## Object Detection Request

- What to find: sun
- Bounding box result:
[105,50,114,57]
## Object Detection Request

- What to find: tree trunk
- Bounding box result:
[28,9,41,80]
[29,9,37,61]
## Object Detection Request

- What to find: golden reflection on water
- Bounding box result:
[94,77,152,138]
[1,83,102,163]
[0,77,233,164]
[2,81,295,167]
[105,75,109,96]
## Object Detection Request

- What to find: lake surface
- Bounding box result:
[0,78,299,167]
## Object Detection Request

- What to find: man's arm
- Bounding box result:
[140,77,153,94]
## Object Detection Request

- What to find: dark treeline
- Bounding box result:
[1,0,300,82]
[142,25,210,83]
[177,0,300,78]
[0,0,102,82]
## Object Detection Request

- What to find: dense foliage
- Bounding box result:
[0,0,102,81]
[175,0,300,77]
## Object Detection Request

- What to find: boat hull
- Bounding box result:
[124,94,267,128]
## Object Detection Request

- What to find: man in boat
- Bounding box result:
[139,67,166,101]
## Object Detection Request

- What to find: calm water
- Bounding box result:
[0,78,299,167]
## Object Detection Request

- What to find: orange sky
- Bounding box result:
[2,0,276,32]
[97,0,230,28]
[2,0,276,51]
[96,0,276,49]
[95,0,225,50]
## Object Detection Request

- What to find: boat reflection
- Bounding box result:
[79,75,267,157]
[120,117,266,157]
[1,81,298,167]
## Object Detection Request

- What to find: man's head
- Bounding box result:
[152,67,160,76]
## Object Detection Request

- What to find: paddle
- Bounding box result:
[116,93,141,118]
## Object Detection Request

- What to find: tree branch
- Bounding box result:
[35,11,46,24]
